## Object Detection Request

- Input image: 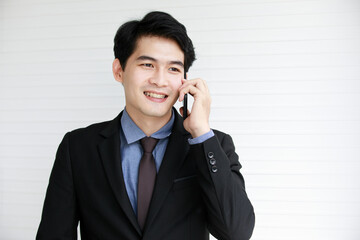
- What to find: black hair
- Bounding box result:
[113,11,196,72]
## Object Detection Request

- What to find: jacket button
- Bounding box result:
[209,158,216,166]
[208,152,214,159]
[211,165,218,173]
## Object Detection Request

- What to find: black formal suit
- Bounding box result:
[37,110,255,240]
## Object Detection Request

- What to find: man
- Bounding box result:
[37,11,255,240]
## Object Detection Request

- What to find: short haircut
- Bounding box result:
[113,11,196,72]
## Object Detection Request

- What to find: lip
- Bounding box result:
[144,91,169,103]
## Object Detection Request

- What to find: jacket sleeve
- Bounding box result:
[188,131,255,240]
[36,132,79,239]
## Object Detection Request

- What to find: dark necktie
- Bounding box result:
[137,137,159,230]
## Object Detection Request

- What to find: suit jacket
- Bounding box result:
[37,110,255,240]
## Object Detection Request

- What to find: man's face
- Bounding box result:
[114,36,185,122]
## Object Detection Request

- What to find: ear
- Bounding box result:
[112,58,123,83]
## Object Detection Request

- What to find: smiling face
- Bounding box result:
[113,36,185,125]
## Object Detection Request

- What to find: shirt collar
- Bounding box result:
[121,108,175,144]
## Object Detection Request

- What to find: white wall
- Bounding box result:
[1,0,359,239]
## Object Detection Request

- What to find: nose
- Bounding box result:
[149,69,168,87]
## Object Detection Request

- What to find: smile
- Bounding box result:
[144,91,168,99]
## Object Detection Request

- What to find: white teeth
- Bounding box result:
[144,92,167,99]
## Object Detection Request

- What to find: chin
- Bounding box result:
[142,106,172,119]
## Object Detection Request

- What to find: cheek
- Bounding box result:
[169,77,183,90]
[123,73,142,90]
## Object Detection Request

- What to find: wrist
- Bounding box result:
[188,130,214,145]
[190,126,211,138]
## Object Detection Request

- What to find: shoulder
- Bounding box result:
[65,112,122,143]
[69,120,112,137]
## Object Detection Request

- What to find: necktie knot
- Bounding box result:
[140,137,159,153]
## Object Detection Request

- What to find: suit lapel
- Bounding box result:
[97,110,190,234]
[97,112,142,235]
[145,111,190,231]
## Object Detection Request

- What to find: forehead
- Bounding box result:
[132,36,184,62]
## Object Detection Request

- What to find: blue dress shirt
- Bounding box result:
[120,108,214,215]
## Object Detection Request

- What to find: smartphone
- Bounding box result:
[183,72,188,119]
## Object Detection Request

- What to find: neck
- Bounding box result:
[126,108,172,136]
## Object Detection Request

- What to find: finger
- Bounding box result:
[179,78,209,102]
[178,79,188,102]
[178,85,191,102]
[178,90,185,102]
[180,84,202,99]
[180,78,207,92]
[195,78,209,92]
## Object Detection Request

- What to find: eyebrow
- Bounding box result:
[136,55,184,68]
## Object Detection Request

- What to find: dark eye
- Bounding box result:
[169,67,180,72]
[142,63,154,68]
